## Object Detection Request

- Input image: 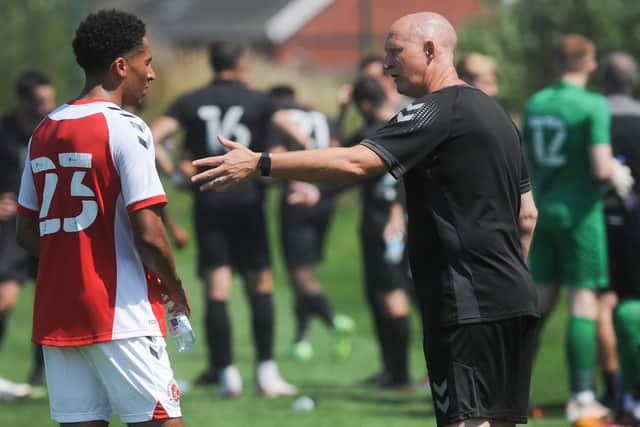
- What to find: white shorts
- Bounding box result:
[43,336,182,424]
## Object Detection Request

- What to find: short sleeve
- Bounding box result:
[589,96,611,145]
[360,98,449,178]
[520,146,532,194]
[110,115,167,213]
[17,140,39,216]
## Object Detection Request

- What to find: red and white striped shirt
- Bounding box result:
[18,99,168,346]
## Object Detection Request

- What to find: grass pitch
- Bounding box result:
[0,188,571,426]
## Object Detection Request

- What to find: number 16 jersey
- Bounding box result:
[17,99,168,347]
[522,81,611,228]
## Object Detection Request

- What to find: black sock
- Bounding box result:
[294,292,311,342]
[368,296,391,373]
[602,370,624,408]
[305,293,335,329]
[0,311,7,348]
[206,300,232,369]
[249,293,274,362]
[386,316,410,384]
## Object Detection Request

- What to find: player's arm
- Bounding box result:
[271,110,312,148]
[590,144,614,181]
[191,135,386,191]
[150,115,180,176]
[16,213,39,257]
[384,202,406,241]
[130,206,190,315]
[518,190,537,260]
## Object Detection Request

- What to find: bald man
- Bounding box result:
[191,12,539,427]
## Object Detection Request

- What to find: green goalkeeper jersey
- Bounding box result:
[523,80,611,228]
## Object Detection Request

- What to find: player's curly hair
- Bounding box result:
[73,9,146,74]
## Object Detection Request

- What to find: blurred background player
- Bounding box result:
[456,52,499,97]
[347,76,412,390]
[151,41,304,398]
[523,34,633,422]
[267,84,354,362]
[600,51,640,423]
[336,54,408,138]
[0,70,55,399]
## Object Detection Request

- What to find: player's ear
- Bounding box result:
[113,57,127,78]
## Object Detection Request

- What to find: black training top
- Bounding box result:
[347,118,404,234]
[361,85,538,326]
[166,79,277,208]
[0,112,30,195]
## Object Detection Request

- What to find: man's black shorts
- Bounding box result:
[280,204,333,268]
[425,315,538,426]
[0,217,37,284]
[194,206,271,277]
[360,231,411,293]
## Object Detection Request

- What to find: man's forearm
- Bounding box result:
[269,145,386,182]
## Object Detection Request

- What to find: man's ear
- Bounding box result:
[424,40,435,63]
[113,57,127,78]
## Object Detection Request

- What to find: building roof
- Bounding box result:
[97,0,334,44]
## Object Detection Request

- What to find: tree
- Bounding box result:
[457,0,640,113]
[0,0,83,109]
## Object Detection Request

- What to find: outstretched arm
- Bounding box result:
[191,135,386,191]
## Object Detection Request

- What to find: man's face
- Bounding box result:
[383,29,428,98]
[18,84,56,120]
[122,37,155,107]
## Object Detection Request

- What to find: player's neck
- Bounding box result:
[561,72,589,87]
[76,75,123,106]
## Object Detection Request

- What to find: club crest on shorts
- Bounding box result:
[168,379,181,403]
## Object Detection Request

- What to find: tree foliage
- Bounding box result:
[457,0,640,113]
[0,0,83,109]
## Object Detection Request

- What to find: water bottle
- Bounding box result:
[167,306,196,352]
[384,232,405,264]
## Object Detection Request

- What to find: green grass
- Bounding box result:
[0,187,572,426]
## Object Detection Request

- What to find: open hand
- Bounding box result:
[191,135,260,191]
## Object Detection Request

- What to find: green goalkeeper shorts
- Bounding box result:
[528,218,608,288]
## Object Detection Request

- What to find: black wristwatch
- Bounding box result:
[259,151,271,177]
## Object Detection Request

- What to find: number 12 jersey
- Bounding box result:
[18,99,168,347]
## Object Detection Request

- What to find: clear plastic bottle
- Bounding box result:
[167,305,196,352]
[384,232,405,264]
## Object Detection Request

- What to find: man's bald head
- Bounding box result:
[383,12,462,97]
[601,52,638,95]
[388,12,458,58]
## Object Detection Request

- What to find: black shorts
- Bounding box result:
[0,217,37,284]
[280,204,333,268]
[194,205,271,277]
[424,316,538,426]
[606,220,640,297]
[360,231,411,293]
